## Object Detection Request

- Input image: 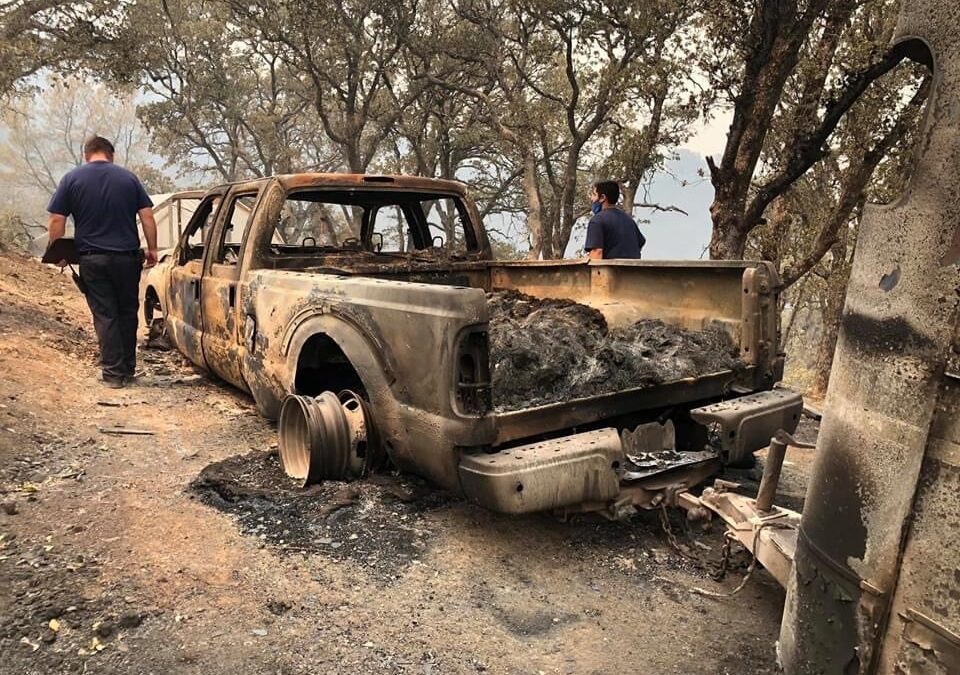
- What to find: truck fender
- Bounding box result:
[264,313,395,422]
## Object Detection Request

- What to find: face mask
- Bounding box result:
[591,201,602,215]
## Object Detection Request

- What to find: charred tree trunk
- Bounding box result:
[706,0,905,261]
[707,207,750,259]
[707,0,821,259]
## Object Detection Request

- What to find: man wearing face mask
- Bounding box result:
[584,180,645,260]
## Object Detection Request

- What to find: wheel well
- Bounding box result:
[144,286,162,326]
[295,333,366,398]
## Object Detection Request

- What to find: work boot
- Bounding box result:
[101,375,125,389]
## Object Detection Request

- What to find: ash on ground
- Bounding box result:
[189,450,454,578]
[488,290,743,411]
[187,452,735,583]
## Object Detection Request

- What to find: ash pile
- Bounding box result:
[487,290,742,411]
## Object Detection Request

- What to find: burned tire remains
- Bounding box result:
[487,291,742,411]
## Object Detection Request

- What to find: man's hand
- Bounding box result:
[145,248,159,268]
[138,207,159,267]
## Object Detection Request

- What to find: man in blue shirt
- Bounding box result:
[584,180,645,259]
[47,136,159,388]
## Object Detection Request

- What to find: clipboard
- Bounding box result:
[41,237,80,265]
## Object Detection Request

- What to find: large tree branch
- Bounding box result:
[742,45,908,231]
[786,1,856,138]
[780,74,930,288]
[414,72,519,145]
[713,0,795,179]
[635,202,689,216]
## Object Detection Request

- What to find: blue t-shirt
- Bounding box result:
[584,208,645,259]
[47,161,153,253]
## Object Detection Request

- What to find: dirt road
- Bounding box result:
[0,249,813,674]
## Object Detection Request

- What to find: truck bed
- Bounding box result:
[481,259,776,443]
[293,256,780,443]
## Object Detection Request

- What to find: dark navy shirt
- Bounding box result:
[47,161,153,253]
[584,208,645,259]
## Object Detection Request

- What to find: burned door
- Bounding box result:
[200,189,260,389]
[166,192,223,368]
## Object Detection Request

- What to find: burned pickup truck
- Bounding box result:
[144,173,800,516]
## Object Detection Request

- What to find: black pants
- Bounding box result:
[79,252,143,380]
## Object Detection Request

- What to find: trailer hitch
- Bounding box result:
[675,430,814,589]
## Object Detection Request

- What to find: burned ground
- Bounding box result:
[189,450,454,576]
[0,249,815,674]
[487,290,742,410]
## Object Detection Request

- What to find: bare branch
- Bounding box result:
[633,202,690,216]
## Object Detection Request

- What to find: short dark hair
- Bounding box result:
[83,136,115,159]
[594,180,620,205]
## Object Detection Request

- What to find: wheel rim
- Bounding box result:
[278,391,374,485]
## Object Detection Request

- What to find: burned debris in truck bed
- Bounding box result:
[487,290,743,411]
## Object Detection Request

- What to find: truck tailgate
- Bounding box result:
[493,369,746,445]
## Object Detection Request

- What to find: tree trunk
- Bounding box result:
[622,183,636,216]
[811,282,845,396]
[706,0,830,260]
[708,205,748,259]
[781,274,809,347]
[540,207,557,260]
[521,151,547,259]
[810,238,850,395]
[551,144,582,258]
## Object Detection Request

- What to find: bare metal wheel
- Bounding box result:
[336,390,388,476]
[278,390,381,486]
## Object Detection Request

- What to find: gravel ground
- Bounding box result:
[0,250,811,674]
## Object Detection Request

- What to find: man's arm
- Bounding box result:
[45,213,69,268]
[584,218,604,260]
[46,174,71,251]
[47,213,67,243]
[139,207,159,267]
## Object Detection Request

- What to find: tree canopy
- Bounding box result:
[0,0,929,268]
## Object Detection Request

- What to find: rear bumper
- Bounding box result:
[690,388,803,466]
[458,429,624,514]
[457,388,804,515]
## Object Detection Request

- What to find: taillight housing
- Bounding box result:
[455,328,491,415]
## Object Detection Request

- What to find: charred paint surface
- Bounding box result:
[153,174,786,498]
[840,311,937,355]
[793,413,869,564]
[878,361,960,671]
[781,1,960,672]
[780,540,864,675]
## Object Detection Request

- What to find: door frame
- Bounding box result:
[165,189,226,368]
[200,184,265,388]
